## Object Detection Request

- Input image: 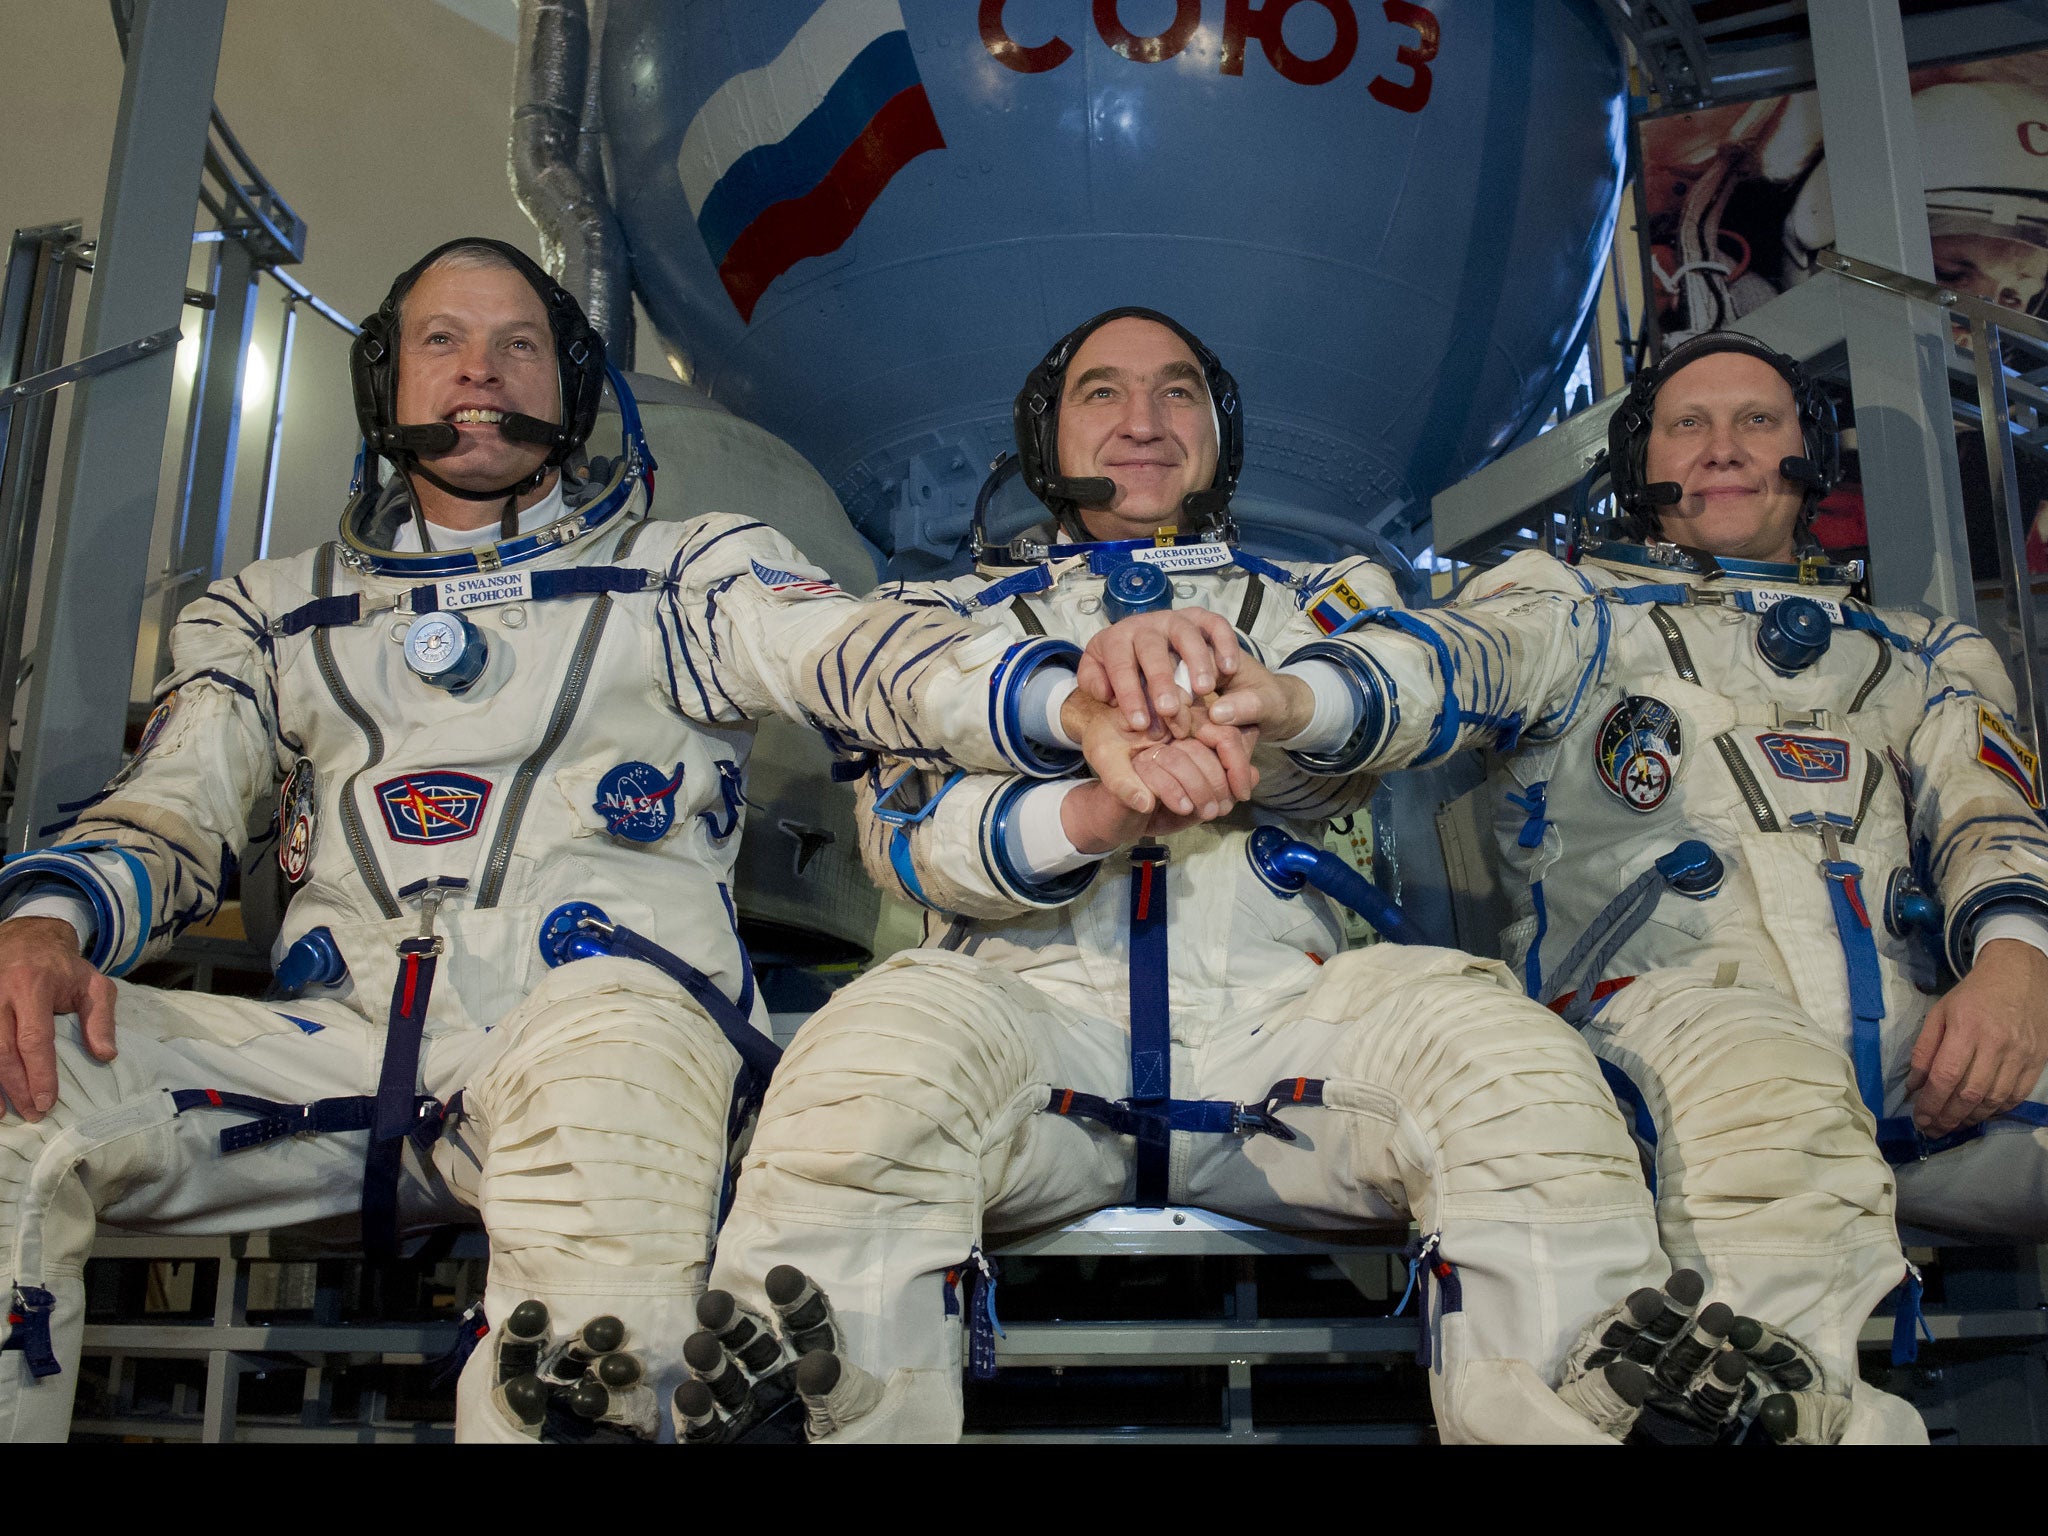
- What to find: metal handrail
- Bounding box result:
[0,326,179,404]
[1805,249,2048,760]
[1816,249,2048,347]
[263,267,357,337]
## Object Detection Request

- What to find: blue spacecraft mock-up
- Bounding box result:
[598,0,1628,574]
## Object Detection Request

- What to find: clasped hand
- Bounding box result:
[1066,608,1319,853]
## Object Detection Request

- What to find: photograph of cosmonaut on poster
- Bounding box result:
[1637,52,2048,574]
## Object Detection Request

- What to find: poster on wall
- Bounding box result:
[1638,51,2048,343]
[1637,51,2048,573]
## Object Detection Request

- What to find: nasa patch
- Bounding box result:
[595,761,687,843]
[374,771,492,845]
[1596,695,1684,813]
[750,558,842,600]
[1757,732,1850,783]
[278,757,317,884]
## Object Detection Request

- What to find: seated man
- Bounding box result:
[0,240,1159,1443]
[698,308,1699,1446]
[1187,332,2027,1442]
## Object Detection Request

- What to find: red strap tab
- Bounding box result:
[1842,874,1871,929]
[1134,860,1156,923]
[1548,975,1637,1015]
[400,953,420,1016]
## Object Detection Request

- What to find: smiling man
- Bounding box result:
[0,240,1176,1444]
[683,308,1717,1447]
[1155,330,2048,1441]
[384,245,570,544]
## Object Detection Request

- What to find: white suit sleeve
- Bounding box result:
[1276,549,1611,777]
[855,762,1099,921]
[0,572,281,975]
[0,889,93,953]
[1903,615,2048,974]
[653,516,1080,778]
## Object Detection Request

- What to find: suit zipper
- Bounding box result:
[311,544,400,919]
[474,593,614,908]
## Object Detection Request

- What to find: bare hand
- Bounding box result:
[1204,653,1317,741]
[0,916,116,1122]
[1062,730,1260,854]
[1077,609,1243,732]
[1907,938,2048,1136]
[1064,691,1258,816]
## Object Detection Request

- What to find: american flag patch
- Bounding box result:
[1308,579,1368,635]
[750,558,842,599]
[1979,705,2042,808]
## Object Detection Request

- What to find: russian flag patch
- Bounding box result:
[1978,705,2042,808]
[677,0,946,322]
[1308,579,1368,635]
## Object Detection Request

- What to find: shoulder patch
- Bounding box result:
[749,557,843,600]
[1978,705,2042,808]
[1307,580,1369,635]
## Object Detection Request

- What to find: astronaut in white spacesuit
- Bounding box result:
[1181,331,2048,1443]
[0,241,1165,1443]
[688,307,1762,1447]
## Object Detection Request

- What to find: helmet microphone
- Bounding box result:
[383,411,564,459]
[1041,472,1117,508]
[390,423,458,455]
[497,411,566,448]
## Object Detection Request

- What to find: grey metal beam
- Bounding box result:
[1673,2,2048,103]
[158,234,258,677]
[1430,271,1853,562]
[1809,0,1974,619]
[0,228,83,829]
[12,0,226,851]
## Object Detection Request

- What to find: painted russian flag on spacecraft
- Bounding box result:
[677,0,945,323]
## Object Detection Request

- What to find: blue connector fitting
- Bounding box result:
[538,901,614,968]
[1655,839,1725,899]
[1245,825,1427,945]
[1884,868,1942,938]
[1756,596,1832,676]
[274,926,346,997]
[1102,561,1173,622]
[404,610,489,693]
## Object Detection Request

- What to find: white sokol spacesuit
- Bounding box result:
[0,257,1083,1442]
[707,523,1672,1444]
[1287,495,2048,1442]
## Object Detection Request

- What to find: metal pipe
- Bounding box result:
[1970,315,2048,761]
[511,0,634,367]
[265,266,358,337]
[1246,827,1429,946]
[255,294,298,560]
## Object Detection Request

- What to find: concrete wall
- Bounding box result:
[0,0,667,688]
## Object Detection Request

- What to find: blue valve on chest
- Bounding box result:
[1103,561,1173,622]
[1756,596,1832,676]
[403,610,488,693]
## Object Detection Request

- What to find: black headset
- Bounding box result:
[1605,330,1840,542]
[1012,305,1244,542]
[349,237,607,503]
